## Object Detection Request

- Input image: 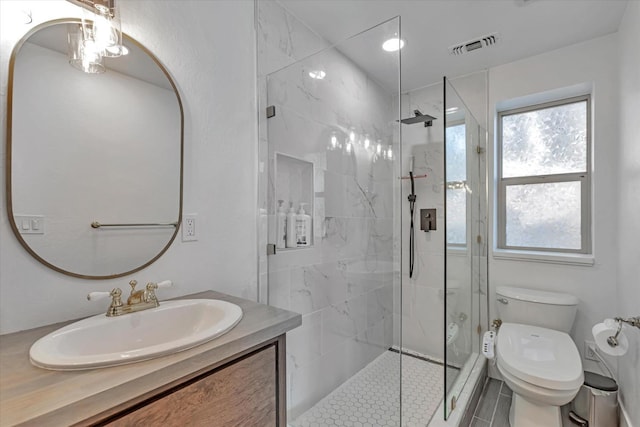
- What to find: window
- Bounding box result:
[446,123,466,247]
[497,95,591,254]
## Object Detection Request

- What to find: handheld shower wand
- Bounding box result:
[408,157,416,278]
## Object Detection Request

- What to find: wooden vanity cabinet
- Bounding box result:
[99,335,286,427]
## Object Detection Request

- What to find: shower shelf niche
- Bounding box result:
[275,153,314,249]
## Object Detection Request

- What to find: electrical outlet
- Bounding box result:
[585,340,598,361]
[182,214,197,242]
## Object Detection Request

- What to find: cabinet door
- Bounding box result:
[107,345,277,427]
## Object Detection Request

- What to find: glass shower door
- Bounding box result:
[258,17,401,426]
[443,76,487,418]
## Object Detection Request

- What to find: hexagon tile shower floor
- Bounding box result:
[291,350,449,427]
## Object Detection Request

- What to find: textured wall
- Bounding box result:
[0,0,257,334]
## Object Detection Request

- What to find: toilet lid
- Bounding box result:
[497,323,583,391]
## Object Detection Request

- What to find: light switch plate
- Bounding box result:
[14,215,44,234]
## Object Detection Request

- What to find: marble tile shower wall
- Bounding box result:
[396,83,479,366]
[256,1,332,307]
[257,1,398,419]
[396,84,447,361]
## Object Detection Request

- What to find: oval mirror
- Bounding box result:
[6,19,183,279]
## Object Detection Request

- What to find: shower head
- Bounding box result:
[400,110,437,127]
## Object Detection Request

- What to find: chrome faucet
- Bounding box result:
[88,280,172,317]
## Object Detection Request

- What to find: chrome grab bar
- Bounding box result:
[91,221,178,229]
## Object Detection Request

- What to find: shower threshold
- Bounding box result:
[290,349,455,427]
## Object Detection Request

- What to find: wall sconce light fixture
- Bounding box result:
[67,0,125,74]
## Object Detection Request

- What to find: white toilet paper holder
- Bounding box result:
[607,316,640,348]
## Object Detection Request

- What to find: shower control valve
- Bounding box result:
[420,208,436,232]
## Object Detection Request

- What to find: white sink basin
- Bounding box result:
[29,299,243,370]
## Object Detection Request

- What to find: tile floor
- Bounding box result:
[291,350,453,427]
[469,378,512,427]
[470,378,575,427]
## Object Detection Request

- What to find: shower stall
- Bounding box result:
[257,3,487,425]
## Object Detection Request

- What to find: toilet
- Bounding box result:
[495,286,583,427]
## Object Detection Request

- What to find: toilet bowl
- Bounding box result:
[496,323,583,427]
[494,286,583,427]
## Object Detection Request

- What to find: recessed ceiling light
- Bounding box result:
[446,107,459,115]
[382,37,405,52]
[308,70,326,80]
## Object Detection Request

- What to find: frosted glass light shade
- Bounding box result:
[94,3,124,58]
[67,23,105,74]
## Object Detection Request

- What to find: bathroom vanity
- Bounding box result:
[0,291,301,426]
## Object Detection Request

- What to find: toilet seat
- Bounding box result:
[497,362,580,407]
[496,323,583,391]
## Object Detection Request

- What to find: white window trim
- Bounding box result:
[496,94,592,256]
[492,248,594,266]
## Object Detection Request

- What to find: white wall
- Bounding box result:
[616,1,640,425]
[487,33,620,376]
[0,0,257,334]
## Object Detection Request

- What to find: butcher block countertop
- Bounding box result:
[0,290,301,426]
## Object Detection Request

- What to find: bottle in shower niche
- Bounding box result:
[276,200,286,249]
[285,202,297,248]
[295,203,311,247]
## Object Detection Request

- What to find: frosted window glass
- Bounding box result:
[447,188,466,245]
[446,124,466,245]
[505,181,581,249]
[446,124,466,182]
[502,101,587,178]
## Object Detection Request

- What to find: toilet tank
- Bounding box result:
[496,286,578,333]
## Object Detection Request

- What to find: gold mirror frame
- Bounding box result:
[5,18,184,280]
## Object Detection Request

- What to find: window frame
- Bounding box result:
[496,94,592,254]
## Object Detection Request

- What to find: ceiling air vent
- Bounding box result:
[449,33,500,56]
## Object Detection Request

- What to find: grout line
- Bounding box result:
[488,380,502,426]
[473,377,494,422]
[472,378,486,419]
[498,380,506,396]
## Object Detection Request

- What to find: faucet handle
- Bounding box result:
[87,291,110,301]
[88,288,123,317]
[87,288,121,302]
[156,280,172,289]
[144,280,172,304]
[145,280,172,290]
